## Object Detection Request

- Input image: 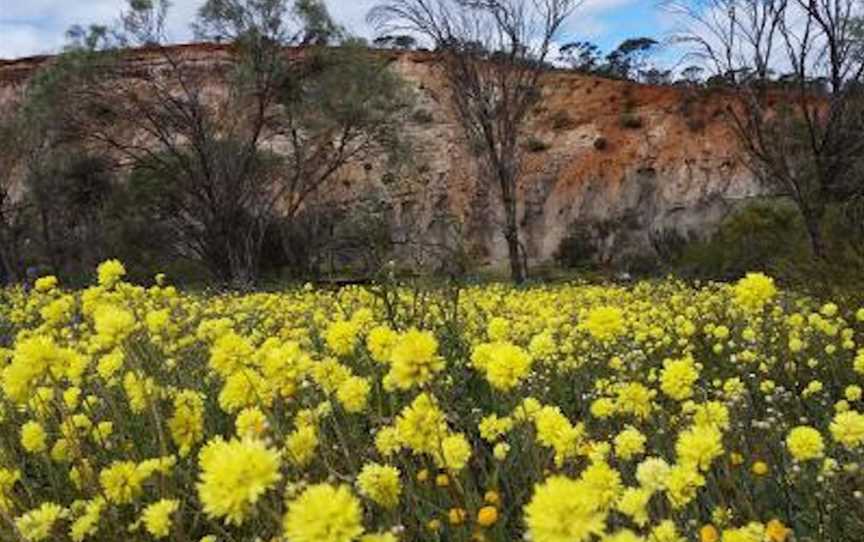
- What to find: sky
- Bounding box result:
[0,0,678,61]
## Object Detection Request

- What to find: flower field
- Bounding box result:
[1,262,863,542]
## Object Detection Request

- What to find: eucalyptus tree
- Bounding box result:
[667,0,864,259]
[55,0,408,284]
[368,0,581,282]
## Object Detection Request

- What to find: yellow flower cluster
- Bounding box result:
[0,263,860,541]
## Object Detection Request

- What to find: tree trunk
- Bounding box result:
[0,242,16,285]
[38,205,60,274]
[502,191,525,284]
[225,245,255,289]
[226,225,264,289]
[505,225,525,283]
[803,210,827,261]
[0,214,21,284]
[497,149,526,284]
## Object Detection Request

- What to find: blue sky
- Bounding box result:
[0,0,676,60]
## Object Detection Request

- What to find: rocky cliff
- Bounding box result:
[0,45,761,271]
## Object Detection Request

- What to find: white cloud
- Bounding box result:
[581,0,638,14]
[1,0,119,21]
[0,0,645,59]
[0,23,65,58]
[0,0,201,58]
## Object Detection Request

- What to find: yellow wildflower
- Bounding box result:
[524,476,606,542]
[786,426,825,461]
[283,484,364,542]
[356,463,401,509]
[15,502,67,542]
[141,499,180,539]
[386,329,444,390]
[197,438,281,525]
[21,420,48,454]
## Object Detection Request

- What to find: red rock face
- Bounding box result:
[0,44,759,271]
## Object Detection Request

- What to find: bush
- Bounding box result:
[554,222,598,269]
[524,136,551,153]
[593,136,608,150]
[673,200,807,281]
[411,109,434,124]
[670,200,864,301]
[619,112,643,129]
[550,110,576,131]
[620,251,662,276]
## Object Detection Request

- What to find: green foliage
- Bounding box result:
[524,136,551,153]
[20,151,115,280]
[99,164,192,283]
[619,112,643,129]
[673,201,806,281]
[671,200,864,301]
[411,108,435,124]
[297,45,407,128]
[21,48,115,138]
[554,222,598,270]
[195,0,343,45]
[550,110,575,131]
[558,37,660,82]
[293,0,343,44]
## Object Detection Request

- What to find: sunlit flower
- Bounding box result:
[524,476,606,542]
[283,484,364,542]
[197,438,281,525]
[15,502,67,541]
[140,499,180,539]
[386,329,444,390]
[581,306,625,342]
[97,259,126,288]
[786,426,825,461]
[356,463,401,509]
[830,410,864,449]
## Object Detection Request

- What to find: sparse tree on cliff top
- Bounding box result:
[604,37,659,80]
[667,0,864,260]
[558,40,602,72]
[368,0,580,283]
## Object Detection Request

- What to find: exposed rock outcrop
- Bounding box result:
[0,45,761,271]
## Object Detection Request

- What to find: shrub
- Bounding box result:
[554,222,598,269]
[524,136,551,153]
[669,200,864,302]
[550,110,576,131]
[673,200,806,281]
[619,112,643,129]
[411,108,434,124]
[593,136,608,150]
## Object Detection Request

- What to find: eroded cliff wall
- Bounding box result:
[0,45,761,270]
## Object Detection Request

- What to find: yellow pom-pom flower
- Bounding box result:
[524,476,606,542]
[97,259,126,288]
[14,502,67,542]
[141,499,180,539]
[829,410,864,449]
[786,426,825,461]
[386,329,444,390]
[197,437,281,525]
[356,463,401,509]
[20,420,48,454]
[283,484,364,542]
[733,273,777,312]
